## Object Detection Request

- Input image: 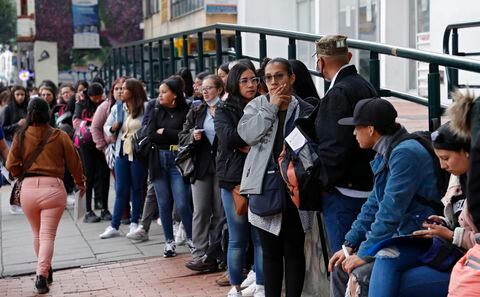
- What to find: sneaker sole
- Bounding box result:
[163,252,176,258]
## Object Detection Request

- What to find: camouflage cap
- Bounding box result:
[314,35,348,56]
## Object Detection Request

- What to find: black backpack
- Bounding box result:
[385,131,450,215]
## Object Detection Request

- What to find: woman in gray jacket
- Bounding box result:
[237,58,313,297]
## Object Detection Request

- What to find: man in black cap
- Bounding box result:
[328,98,442,297]
[313,34,378,252]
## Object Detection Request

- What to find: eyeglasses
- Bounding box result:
[201,86,217,93]
[263,72,288,83]
[239,77,260,85]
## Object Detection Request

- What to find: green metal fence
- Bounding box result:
[97,23,480,131]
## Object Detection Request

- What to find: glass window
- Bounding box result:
[170,0,204,19]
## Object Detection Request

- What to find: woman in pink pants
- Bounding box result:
[6,98,85,294]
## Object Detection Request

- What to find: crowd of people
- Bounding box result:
[1,34,480,297]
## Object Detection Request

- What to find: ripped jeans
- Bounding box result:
[369,245,451,297]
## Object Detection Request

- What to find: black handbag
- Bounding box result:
[418,236,465,271]
[175,143,195,178]
[248,158,286,217]
[132,125,152,164]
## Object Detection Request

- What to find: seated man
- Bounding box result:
[329,98,441,297]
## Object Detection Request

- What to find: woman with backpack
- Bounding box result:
[73,82,110,223]
[215,62,265,297]
[99,78,147,239]
[368,122,474,297]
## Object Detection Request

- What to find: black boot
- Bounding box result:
[35,275,49,294]
[47,267,53,284]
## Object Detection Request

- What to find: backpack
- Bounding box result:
[278,104,322,211]
[73,116,93,148]
[385,131,450,215]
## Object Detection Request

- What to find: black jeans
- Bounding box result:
[257,198,306,297]
[79,144,110,212]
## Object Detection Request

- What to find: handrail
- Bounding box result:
[98,23,480,131]
[442,21,480,92]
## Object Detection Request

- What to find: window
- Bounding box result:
[21,0,28,16]
[144,0,160,18]
[338,0,379,79]
[170,0,204,19]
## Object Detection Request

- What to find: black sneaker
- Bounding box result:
[100,210,112,221]
[35,275,49,294]
[83,211,101,223]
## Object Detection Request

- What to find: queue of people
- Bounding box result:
[3,33,480,297]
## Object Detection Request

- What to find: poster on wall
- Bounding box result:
[72,0,100,49]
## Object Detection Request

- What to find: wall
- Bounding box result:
[34,41,58,85]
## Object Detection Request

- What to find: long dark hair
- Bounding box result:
[123,78,146,118]
[176,68,194,98]
[162,75,188,109]
[8,85,29,125]
[226,62,256,110]
[16,98,51,149]
[289,59,320,100]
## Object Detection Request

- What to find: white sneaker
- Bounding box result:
[126,225,149,241]
[241,282,256,297]
[128,223,138,235]
[186,239,195,253]
[241,270,256,289]
[253,285,265,297]
[99,226,120,239]
[227,286,242,297]
[175,222,186,245]
[163,240,176,258]
[157,218,162,226]
[9,205,23,215]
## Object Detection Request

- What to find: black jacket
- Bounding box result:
[179,102,218,181]
[314,65,378,191]
[214,97,248,190]
[468,131,480,230]
[1,103,27,141]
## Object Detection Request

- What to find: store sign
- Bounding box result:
[205,0,237,14]
[72,0,100,49]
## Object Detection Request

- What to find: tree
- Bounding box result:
[0,0,16,45]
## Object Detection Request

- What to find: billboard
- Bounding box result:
[72,0,100,49]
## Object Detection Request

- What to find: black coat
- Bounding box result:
[179,102,218,182]
[468,131,480,230]
[1,103,27,141]
[314,65,378,191]
[214,98,248,190]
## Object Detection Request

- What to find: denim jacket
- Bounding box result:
[345,128,441,258]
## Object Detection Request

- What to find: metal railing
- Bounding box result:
[443,21,480,93]
[97,23,480,131]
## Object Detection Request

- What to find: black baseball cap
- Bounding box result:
[338,97,397,127]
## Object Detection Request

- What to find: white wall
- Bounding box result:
[34,41,58,86]
[237,0,297,64]
[429,0,480,93]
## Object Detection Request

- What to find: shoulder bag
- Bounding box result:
[9,128,54,206]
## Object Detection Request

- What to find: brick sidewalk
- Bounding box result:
[0,254,228,297]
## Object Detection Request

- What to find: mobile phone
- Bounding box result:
[424,218,447,226]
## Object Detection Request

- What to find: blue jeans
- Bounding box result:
[111,154,147,229]
[152,150,193,241]
[322,191,366,252]
[369,245,451,297]
[221,188,264,285]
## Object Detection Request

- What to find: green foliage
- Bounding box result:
[0,0,16,45]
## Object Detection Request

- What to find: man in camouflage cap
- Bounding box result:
[311,33,378,262]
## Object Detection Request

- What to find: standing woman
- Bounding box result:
[73,83,110,223]
[6,98,85,294]
[215,63,265,296]
[147,76,193,257]
[100,78,148,239]
[237,58,313,297]
[2,85,28,143]
[180,74,225,268]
